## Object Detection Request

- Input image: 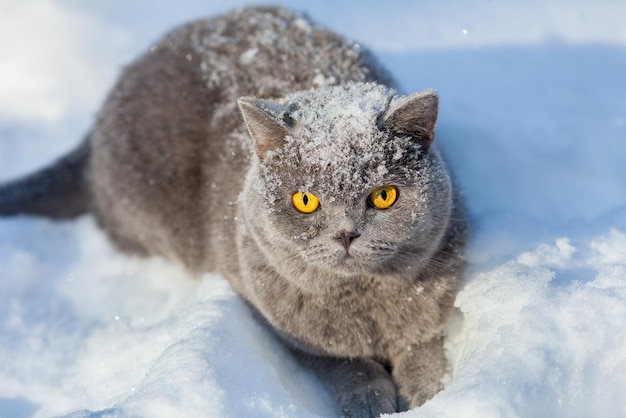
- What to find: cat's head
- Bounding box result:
[238,82,452,288]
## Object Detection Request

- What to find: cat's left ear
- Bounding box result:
[238,97,292,158]
[383,90,438,149]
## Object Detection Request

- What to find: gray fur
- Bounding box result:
[0,139,90,219]
[0,6,467,416]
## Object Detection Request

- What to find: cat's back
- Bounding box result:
[89,6,395,271]
[188,6,395,99]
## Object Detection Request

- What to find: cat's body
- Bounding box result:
[0,6,467,417]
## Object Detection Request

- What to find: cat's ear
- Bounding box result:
[238,97,291,158]
[383,90,439,148]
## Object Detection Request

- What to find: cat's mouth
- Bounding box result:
[339,252,355,263]
[300,239,392,275]
[333,254,362,274]
[331,249,375,274]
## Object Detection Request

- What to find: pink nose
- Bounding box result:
[335,230,361,251]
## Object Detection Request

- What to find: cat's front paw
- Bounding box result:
[335,377,398,418]
[392,337,447,410]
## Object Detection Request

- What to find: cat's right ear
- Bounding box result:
[383,90,439,149]
[238,98,291,158]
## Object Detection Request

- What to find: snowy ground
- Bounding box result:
[1,1,626,417]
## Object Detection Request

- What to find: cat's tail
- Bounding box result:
[0,137,91,219]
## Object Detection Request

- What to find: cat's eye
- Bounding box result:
[368,185,398,209]
[292,192,320,214]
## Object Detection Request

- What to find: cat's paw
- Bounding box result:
[392,337,447,410]
[335,378,398,418]
[396,386,440,412]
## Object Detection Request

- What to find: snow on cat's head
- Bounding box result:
[238,82,452,284]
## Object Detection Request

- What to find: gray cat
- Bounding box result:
[0,6,467,417]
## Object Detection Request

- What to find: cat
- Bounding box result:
[0,6,467,417]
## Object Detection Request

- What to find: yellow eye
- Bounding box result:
[292,192,320,214]
[368,185,398,209]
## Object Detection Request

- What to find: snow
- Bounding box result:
[1,1,625,417]
[258,83,434,204]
